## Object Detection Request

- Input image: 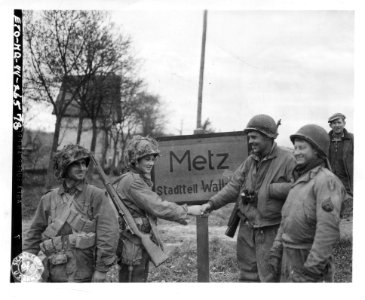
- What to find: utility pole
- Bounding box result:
[194,10,209,283]
[195,10,207,133]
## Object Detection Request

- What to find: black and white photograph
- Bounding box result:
[1,0,364,298]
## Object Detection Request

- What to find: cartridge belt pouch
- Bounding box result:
[67,209,96,233]
[40,236,63,256]
[75,232,96,249]
[49,251,68,266]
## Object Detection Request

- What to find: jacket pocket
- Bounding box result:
[302,197,316,227]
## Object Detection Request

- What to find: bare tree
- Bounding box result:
[202,118,215,133]
[134,92,166,137]
[98,76,144,172]
[24,10,140,186]
[24,10,106,187]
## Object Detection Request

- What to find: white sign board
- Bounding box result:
[153,131,248,204]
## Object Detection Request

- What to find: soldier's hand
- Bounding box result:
[187,205,204,216]
[92,270,107,282]
[201,203,212,215]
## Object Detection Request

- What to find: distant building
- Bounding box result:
[53,74,122,168]
[22,129,54,170]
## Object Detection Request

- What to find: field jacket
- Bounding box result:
[114,168,188,226]
[209,143,296,228]
[271,165,345,277]
[23,183,119,273]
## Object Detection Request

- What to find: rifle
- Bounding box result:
[90,153,169,267]
[225,201,240,238]
[225,191,257,237]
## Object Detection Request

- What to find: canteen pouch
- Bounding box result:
[120,236,143,266]
[49,252,68,266]
[75,232,96,249]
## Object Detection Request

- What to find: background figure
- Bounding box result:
[114,135,201,282]
[23,144,119,282]
[269,125,346,282]
[327,113,353,217]
[201,115,296,282]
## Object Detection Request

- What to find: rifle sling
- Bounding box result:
[114,190,164,250]
[146,213,164,249]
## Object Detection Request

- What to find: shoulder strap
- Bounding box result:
[42,198,73,239]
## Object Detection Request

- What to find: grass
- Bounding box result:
[21,174,353,282]
[149,237,239,282]
[22,186,47,221]
[333,239,352,282]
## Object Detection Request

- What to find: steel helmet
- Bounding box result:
[290,124,330,157]
[124,135,160,167]
[53,144,90,179]
[243,114,280,139]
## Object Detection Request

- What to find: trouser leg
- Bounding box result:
[254,225,280,282]
[280,247,334,282]
[119,250,150,282]
[236,221,259,282]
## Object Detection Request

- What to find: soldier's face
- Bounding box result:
[293,139,318,166]
[330,118,346,135]
[247,131,272,156]
[136,155,156,174]
[66,159,88,181]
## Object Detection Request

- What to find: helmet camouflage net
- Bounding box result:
[290,124,330,157]
[53,144,90,179]
[124,135,160,167]
[243,114,280,139]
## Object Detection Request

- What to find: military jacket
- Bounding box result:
[114,168,188,225]
[209,143,296,227]
[272,165,345,276]
[23,183,119,273]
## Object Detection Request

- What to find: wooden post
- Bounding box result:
[196,215,209,282]
[195,9,210,283]
[196,10,207,130]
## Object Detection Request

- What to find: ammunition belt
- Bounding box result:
[40,232,96,256]
[120,217,151,234]
[43,208,96,239]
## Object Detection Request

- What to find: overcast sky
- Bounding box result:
[26,9,354,147]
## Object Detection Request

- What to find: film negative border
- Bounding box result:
[12,9,23,282]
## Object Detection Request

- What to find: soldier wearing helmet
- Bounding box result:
[201,114,296,282]
[23,144,119,282]
[114,135,202,282]
[269,124,346,282]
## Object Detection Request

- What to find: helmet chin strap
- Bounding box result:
[64,177,84,188]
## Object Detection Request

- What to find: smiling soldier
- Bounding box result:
[23,144,119,282]
[201,114,296,282]
[114,135,202,282]
[269,125,346,282]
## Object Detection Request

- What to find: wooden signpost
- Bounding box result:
[154,131,248,281]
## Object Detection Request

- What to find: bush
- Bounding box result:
[22,186,46,220]
[333,239,352,282]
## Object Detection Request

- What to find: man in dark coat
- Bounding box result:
[328,113,353,196]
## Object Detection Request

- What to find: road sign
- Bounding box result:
[154,131,248,204]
